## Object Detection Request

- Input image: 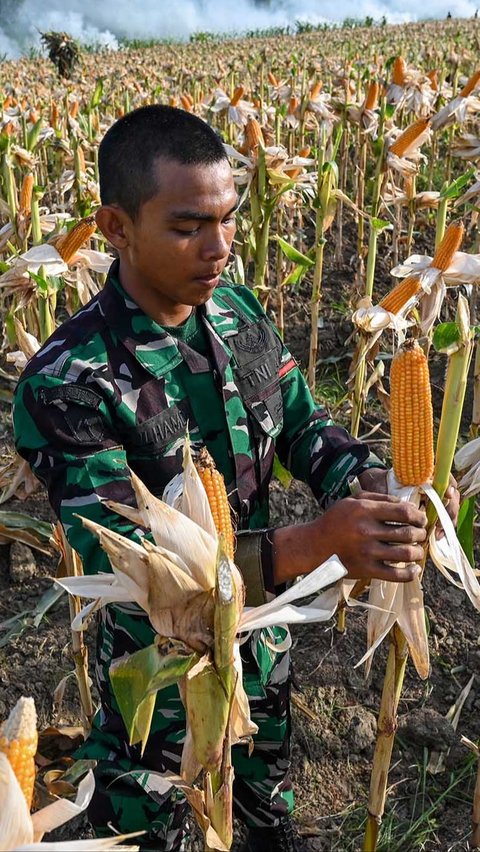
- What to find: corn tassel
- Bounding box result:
[379,275,423,314]
[195,447,235,561]
[55,215,97,264]
[0,697,37,809]
[431,220,464,271]
[459,69,480,98]
[389,118,430,157]
[390,339,434,486]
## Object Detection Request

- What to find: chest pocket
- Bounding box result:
[229,318,284,438]
[122,400,192,495]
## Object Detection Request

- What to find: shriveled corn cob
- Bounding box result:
[389,118,430,157]
[245,117,265,153]
[459,69,480,98]
[379,275,423,315]
[230,86,245,106]
[392,56,407,86]
[19,173,34,216]
[431,220,464,271]
[0,697,37,809]
[284,146,311,179]
[195,447,234,560]
[364,80,379,111]
[55,215,97,264]
[390,340,434,486]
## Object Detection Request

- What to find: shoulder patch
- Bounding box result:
[39,385,103,409]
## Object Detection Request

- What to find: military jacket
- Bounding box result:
[13,262,380,582]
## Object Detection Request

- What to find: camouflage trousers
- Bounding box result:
[76,604,293,850]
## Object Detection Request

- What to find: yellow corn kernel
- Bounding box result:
[389,117,430,158]
[55,216,97,264]
[431,220,464,272]
[390,340,434,486]
[364,80,379,111]
[19,173,34,216]
[230,86,245,106]
[459,69,480,98]
[195,447,234,560]
[0,697,37,810]
[392,56,407,86]
[379,275,423,315]
[245,117,265,153]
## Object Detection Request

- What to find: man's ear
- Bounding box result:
[95,205,133,250]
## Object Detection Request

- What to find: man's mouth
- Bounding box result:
[194,272,221,285]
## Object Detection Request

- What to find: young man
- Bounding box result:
[14,106,432,851]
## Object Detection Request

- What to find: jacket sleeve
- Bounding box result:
[13,372,153,576]
[276,357,385,507]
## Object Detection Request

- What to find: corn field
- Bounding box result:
[0,16,480,852]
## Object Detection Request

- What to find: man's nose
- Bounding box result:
[200,226,231,260]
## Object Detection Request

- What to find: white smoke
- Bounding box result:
[0,0,477,60]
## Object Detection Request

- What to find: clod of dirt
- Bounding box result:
[337,705,377,754]
[9,541,37,583]
[398,707,457,751]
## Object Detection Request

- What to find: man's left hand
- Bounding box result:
[357,467,460,532]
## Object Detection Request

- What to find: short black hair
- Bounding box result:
[98,105,228,220]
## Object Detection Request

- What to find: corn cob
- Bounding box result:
[230,86,245,106]
[50,100,58,127]
[390,339,434,486]
[288,95,299,115]
[309,80,323,100]
[392,56,407,86]
[431,220,464,271]
[0,697,37,809]
[195,447,234,560]
[19,173,34,216]
[55,216,97,264]
[284,146,311,179]
[245,117,265,153]
[427,69,439,91]
[379,275,423,314]
[180,94,193,112]
[389,118,430,157]
[267,71,279,87]
[169,95,178,107]
[364,80,379,111]
[69,99,79,118]
[459,69,480,98]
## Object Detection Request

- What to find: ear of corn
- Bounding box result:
[459,68,480,97]
[390,340,434,486]
[389,118,430,157]
[288,95,298,114]
[309,80,323,99]
[230,86,245,106]
[267,71,279,87]
[195,448,234,561]
[392,56,407,86]
[0,697,37,810]
[19,173,34,216]
[364,80,379,111]
[180,93,193,111]
[55,215,97,264]
[379,275,423,314]
[427,69,439,91]
[245,117,265,153]
[431,220,464,271]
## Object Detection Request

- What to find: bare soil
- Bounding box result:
[1,214,479,851]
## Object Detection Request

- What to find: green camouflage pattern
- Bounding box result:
[13,261,381,849]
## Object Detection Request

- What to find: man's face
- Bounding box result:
[120,157,238,318]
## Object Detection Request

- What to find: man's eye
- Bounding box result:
[175,227,199,236]
[222,216,235,226]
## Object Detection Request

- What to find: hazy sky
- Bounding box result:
[0,0,477,58]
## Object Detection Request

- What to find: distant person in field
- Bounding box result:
[13,105,452,851]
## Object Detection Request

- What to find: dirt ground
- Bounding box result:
[1,215,479,851]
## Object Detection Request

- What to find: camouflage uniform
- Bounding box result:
[14,263,381,849]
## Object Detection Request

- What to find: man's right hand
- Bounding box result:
[272,490,427,586]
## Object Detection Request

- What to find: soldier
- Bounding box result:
[13,106,442,851]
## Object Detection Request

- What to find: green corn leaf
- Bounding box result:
[110,644,197,752]
[432,322,461,354]
[440,169,476,200]
[457,496,476,567]
[276,237,315,267]
[273,454,293,488]
[27,118,43,152]
[90,78,104,109]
